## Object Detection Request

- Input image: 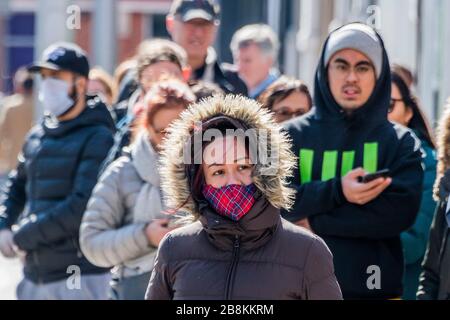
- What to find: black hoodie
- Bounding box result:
[0,96,115,283]
[281,27,424,299]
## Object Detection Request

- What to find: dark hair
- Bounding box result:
[14,67,34,94]
[258,76,313,111]
[391,71,436,149]
[392,64,415,88]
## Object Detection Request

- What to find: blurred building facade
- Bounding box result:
[0,0,173,93]
[291,0,450,126]
[0,0,449,124]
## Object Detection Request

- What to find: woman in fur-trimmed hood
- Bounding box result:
[418,99,450,300]
[145,95,342,300]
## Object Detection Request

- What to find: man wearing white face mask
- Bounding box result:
[0,42,115,300]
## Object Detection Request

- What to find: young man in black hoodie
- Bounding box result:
[282,23,424,299]
[0,43,114,299]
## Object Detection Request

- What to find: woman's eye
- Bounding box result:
[238,165,251,171]
[213,170,224,176]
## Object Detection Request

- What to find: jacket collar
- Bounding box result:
[198,191,280,251]
[131,130,160,186]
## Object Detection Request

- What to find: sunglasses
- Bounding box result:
[389,98,404,113]
[273,108,307,120]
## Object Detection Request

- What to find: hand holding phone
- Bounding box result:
[357,169,390,184]
[343,168,392,205]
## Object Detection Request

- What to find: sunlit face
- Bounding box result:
[271,91,311,123]
[327,49,376,113]
[140,61,184,93]
[167,17,217,64]
[388,83,413,126]
[148,104,185,149]
[234,43,273,89]
[202,136,254,188]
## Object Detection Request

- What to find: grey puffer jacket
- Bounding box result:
[79,131,166,277]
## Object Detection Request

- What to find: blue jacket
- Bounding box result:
[0,96,115,283]
[401,135,437,300]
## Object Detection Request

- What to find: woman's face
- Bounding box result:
[148,104,185,149]
[140,61,184,93]
[389,83,413,126]
[202,136,254,188]
[271,91,311,123]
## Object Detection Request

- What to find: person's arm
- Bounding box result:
[417,201,446,300]
[401,150,437,265]
[13,129,114,251]
[282,178,347,222]
[303,235,343,300]
[0,153,28,231]
[79,160,152,268]
[310,133,424,240]
[281,123,348,222]
[145,234,174,300]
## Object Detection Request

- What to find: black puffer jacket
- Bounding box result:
[0,96,115,283]
[417,170,450,300]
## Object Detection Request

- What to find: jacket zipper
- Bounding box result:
[224,235,240,300]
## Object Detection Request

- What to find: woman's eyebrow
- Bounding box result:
[206,157,250,167]
[207,163,222,168]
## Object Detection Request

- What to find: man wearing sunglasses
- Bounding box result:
[166,0,247,96]
[282,23,424,300]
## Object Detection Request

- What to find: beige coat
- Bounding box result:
[0,94,34,173]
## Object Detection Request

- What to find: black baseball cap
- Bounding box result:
[28,42,90,78]
[170,0,220,22]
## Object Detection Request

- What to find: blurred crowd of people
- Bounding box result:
[0,0,449,301]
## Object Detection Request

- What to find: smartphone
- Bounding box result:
[357,169,390,183]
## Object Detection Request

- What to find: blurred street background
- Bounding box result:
[1,0,450,300]
[0,0,450,123]
[0,255,21,300]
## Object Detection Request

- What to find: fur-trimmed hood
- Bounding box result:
[159,94,296,219]
[434,99,450,201]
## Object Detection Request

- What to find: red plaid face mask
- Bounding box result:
[202,184,257,222]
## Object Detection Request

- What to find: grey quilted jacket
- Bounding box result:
[79,131,165,278]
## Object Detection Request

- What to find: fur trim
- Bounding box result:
[434,98,450,201]
[159,95,297,220]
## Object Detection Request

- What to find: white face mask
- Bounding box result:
[39,78,75,117]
